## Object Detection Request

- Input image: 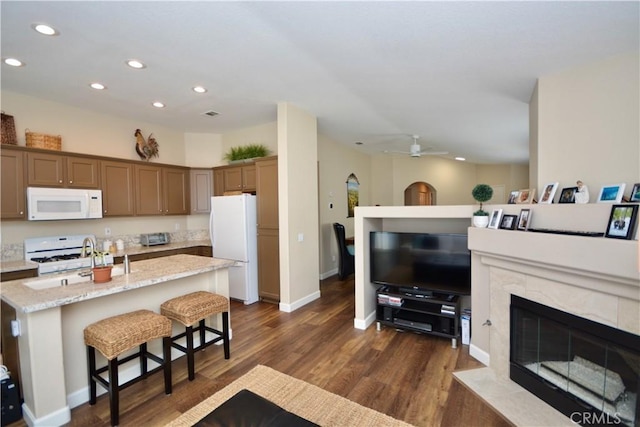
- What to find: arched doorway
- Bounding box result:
[404,182,436,206]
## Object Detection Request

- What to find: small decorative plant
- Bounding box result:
[472,184,493,216]
[224,144,270,162]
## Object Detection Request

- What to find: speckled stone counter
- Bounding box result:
[2,254,233,427]
[0,259,38,273]
[1,254,233,313]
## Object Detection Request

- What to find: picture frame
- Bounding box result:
[499,214,518,230]
[558,187,578,204]
[516,188,535,204]
[488,209,503,229]
[605,204,638,240]
[507,191,519,204]
[517,209,531,231]
[597,183,626,203]
[539,182,559,204]
[629,183,640,203]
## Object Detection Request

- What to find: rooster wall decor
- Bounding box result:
[134,129,159,161]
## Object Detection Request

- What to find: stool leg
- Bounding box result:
[199,319,206,348]
[222,312,230,359]
[163,336,172,395]
[140,342,148,376]
[87,346,97,405]
[186,325,195,381]
[108,357,119,426]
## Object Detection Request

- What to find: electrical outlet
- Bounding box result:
[175,223,180,231]
[332,255,336,262]
[104,227,111,236]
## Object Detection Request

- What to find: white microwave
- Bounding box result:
[27,187,103,221]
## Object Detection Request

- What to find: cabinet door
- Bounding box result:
[66,156,100,188]
[223,167,243,191]
[101,160,135,216]
[257,228,280,302]
[164,167,190,215]
[135,164,163,215]
[242,165,256,191]
[256,158,278,229]
[213,169,225,196]
[190,169,213,214]
[26,152,65,187]
[1,149,26,219]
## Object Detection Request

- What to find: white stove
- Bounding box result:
[24,234,114,275]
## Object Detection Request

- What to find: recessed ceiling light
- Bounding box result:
[192,86,207,94]
[90,82,106,90]
[3,58,24,67]
[152,101,165,108]
[126,59,146,69]
[455,157,466,161]
[32,23,59,36]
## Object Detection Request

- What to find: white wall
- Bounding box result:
[277,102,320,309]
[536,52,639,199]
[317,134,371,277]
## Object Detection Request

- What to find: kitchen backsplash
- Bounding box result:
[1,229,210,262]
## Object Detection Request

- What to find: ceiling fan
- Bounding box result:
[385,135,448,158]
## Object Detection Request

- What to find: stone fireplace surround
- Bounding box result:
[456,227,639,426]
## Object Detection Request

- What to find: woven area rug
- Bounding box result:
[166,365,413,427]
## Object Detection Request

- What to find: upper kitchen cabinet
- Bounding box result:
[135,164,190,215]
[1,148,26,219]
[213,169,225,196]
[222,164,256,193]
[101,160,135,216]
[26,151,99,189]
[190,168,213,214]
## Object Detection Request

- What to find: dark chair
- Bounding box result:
[333,223,355,280]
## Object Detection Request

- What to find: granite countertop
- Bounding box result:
[0,239,213,274]
[0,254,234,313]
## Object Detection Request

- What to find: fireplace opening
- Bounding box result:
[510,295,639,426]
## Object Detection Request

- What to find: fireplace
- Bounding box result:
[510,295,639,426]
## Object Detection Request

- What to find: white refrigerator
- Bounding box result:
[209,194,259,304]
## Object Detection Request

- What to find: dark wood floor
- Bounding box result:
[20,276,512,426]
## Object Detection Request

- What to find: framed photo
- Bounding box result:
[517,209,531,231]
[516,188,535,204]
[631,183,640,203]
[558,187,578,204]
[488,209,503,229]
[507,191,519,204]
[605,204,638,240]
[597,183,626,203]
[499,214,517,230]
[539,182,559,204]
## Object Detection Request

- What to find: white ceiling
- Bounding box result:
[1,1,638,164]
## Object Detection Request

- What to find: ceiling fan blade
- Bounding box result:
[419,150,449,155]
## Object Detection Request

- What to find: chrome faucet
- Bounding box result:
[81,237,96,269]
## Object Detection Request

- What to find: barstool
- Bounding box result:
[160,291,230,381]
[84,309,172,426]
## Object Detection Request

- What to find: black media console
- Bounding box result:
[376,285,461,348]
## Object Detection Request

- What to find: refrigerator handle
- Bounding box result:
[209,208,215,248]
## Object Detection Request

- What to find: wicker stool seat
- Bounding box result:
[161,291,230,381]
[84,309,172,426]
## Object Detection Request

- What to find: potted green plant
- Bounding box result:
[224,144,270,163]
[471,184,493,228]
[92,251,113,283]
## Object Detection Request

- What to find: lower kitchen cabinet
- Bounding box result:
[257,228,280,302]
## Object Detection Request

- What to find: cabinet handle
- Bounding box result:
[69,180,73,184]
[59,179,63,183]
[20,211,23,215]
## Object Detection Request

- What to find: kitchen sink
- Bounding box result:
[23,266,129,290]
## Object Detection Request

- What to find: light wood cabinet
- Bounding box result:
[26,151,99,188]
[135,164,190,215]
[222,164,256,193]
[213,169,225,196]
[1,148,26,219]
[190,169,213,214]
[101,160,135,216]
[256,157,279,302]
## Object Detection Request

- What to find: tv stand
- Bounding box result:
[376,285,461,348]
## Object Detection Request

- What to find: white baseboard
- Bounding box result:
[279,290,321,313]
[320,268,338,280]
[22,401,70,427]
[469,343,490,366]
[354,311,376,330]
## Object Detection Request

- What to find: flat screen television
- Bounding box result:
[370,231,471,295]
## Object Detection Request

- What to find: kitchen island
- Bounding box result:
[0,254,234,427]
